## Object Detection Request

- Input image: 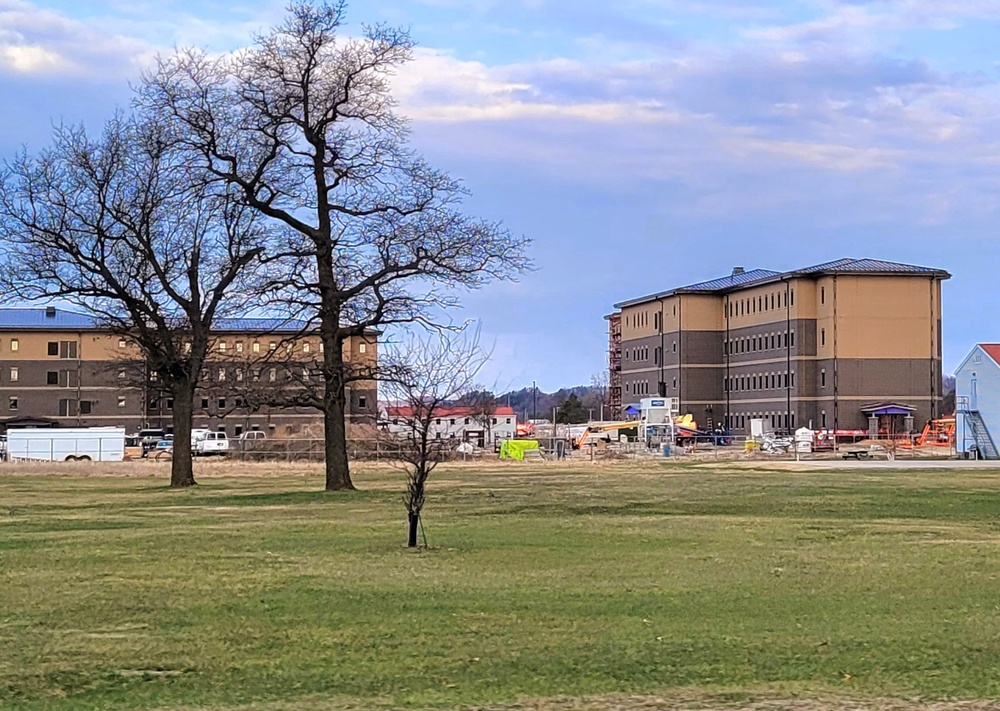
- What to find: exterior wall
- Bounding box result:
[0,322,379,436]
[616,271,945,434]
[384,412,518,444]
[955,346,1000,454]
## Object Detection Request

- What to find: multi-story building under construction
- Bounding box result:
[607,258,949,434]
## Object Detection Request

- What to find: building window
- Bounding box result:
[359,342,367,354]
[821,286,825,304]
[450,419,456,425]
[9,367,17,382]
[253,342,261,353]
[46,371,58,385]
[201,398,210,409]
[167,399,174,410]
[821,369,826,387]
[118,339,127,349]
[9,396,17,410]
[58,341,77,359]
[47,342,58,356]
[79,401,92,415]
[218,398,226,409]
[58,399,72,417]
[236,342,244,353]
[821,411,827,427]
[219,341,227,352]
[303,342,311,354]
[821,328,826,346]
[184,342,191,353]
[10,339,17,352]
[269,341,277,351]
[218,368,226,381]
[269,368,277,382]
[119,369,126,379]
[790,331,795,348]
[236,369,244,382]
[507,418,512,424]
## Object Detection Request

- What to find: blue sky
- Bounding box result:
[2,0,1000,390]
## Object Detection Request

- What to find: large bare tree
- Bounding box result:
[382,329,488,547]
[138,1,530,491]
[0,116,270,487]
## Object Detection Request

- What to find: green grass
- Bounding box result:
[4,462,1000,710]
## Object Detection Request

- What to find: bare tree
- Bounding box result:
[138,1,530,491]
[0,116,270,487]
[382,329,488,547]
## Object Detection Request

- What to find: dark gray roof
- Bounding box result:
[614,258,950,309]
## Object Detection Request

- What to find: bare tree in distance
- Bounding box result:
[0,116,271,487]
[382,328,489,547]
[138,1,531,491]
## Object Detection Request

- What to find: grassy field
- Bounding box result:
[4,460,1000,711]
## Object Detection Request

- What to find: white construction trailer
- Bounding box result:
[6,427,127,462]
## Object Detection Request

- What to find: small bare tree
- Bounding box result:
[382,329,488,548]
[138,1,530,491]
[0,116,271,487]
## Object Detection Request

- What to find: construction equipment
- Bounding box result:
[914,417,955,447]
[575,421,640,448]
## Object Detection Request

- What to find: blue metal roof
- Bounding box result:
[214,318,310,333]
[0,308,100,329]
[614,258,949,308]
[0,308,312,333]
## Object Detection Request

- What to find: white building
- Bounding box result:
[383,405,518,447]
[954,344,1000,458]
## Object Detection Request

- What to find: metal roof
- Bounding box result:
[0,308,100,329]
[613,258,950,309]
[0,308,312,333]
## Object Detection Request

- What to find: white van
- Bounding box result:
[191,429,229,456]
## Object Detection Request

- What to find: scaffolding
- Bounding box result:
[607,313,622,420]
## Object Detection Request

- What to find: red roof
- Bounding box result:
[981,344,1000,366]
[386,405,516,418]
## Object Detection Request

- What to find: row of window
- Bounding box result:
[5,396,127,412]
[726,330,795,356]
[726,412,797,430]
[725,371,796,392]
[389,417,514,426]
[118,339,369,354]
[726,289,794,318]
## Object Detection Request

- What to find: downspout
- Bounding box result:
[832,276,839,444]
[785,280,791,432]
[725,294,730,429]
[929,277,936,420]
[678,297,683,412]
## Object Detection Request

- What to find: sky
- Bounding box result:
[2,0,1000,390]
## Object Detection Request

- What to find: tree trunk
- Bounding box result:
[407,511,419,548]
[169,382,197,488]
[322,338,354,491]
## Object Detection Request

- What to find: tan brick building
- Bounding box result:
[609,259,949,434]
[0,308,378,436]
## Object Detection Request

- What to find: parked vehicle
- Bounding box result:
[191,429,229,456]
[239,431,266,440]
[6,427,126,462]
[136,428,167,458]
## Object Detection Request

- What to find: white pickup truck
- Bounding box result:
[191,429,229,456]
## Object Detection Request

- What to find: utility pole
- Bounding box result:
[532,380,537,422]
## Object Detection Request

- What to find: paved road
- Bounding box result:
[785,458,1000,469]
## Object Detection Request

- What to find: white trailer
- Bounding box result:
[6,427,126,462]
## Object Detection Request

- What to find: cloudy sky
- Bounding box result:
[1,0,998,389]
